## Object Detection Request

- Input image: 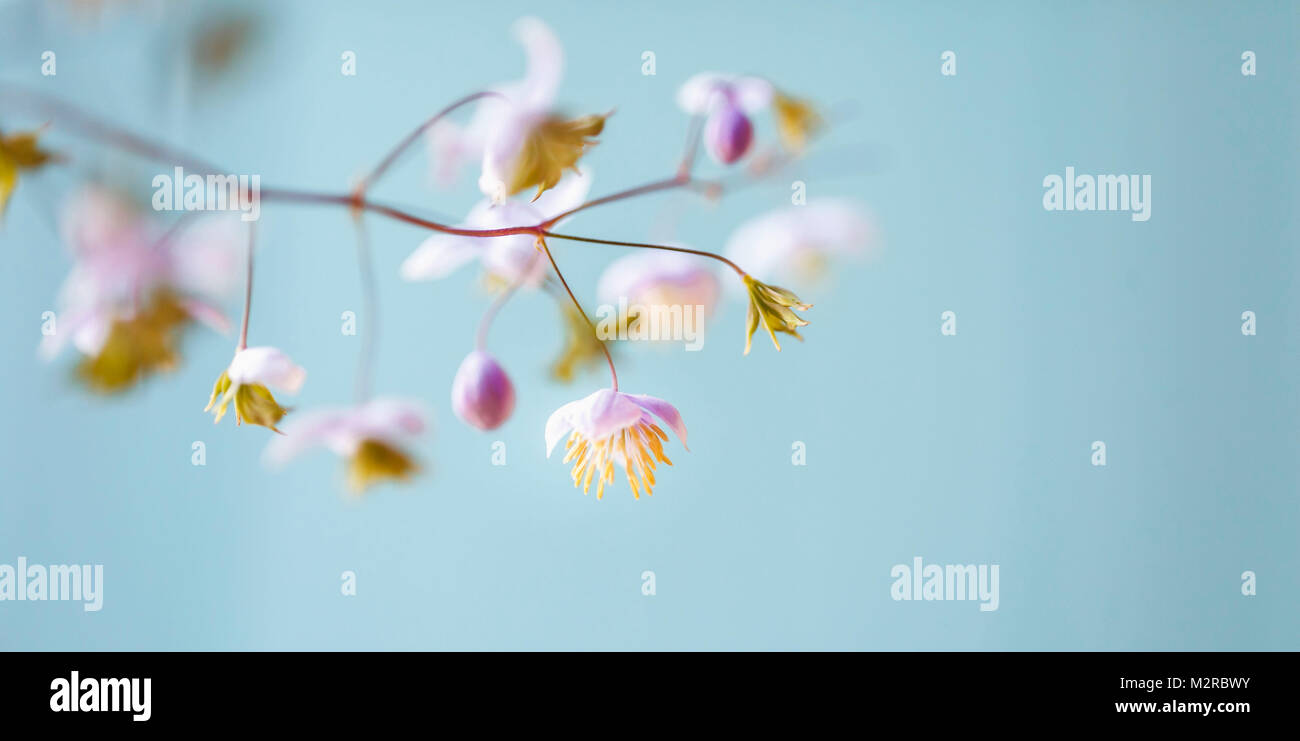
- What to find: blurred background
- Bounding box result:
[0,0,1296,650]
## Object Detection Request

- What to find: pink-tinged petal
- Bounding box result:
[352,398,428,440]
[597,250,720,314]
[477,109,538,203]
[451,350,516,431]
[168,216,242,299]
[676,72,729,114]
[573,388,644,440]
[732,76,775,113]
[426,119,476,187]
[512,16,563,111]
[264,398,426,466]
[227,346,306,393]
[263,408,351,465]
[179,297,230,334]
[724,200,876,287]
[627,394,688,450]
[400,233,480,281]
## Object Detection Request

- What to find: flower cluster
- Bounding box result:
[14,16,876,500]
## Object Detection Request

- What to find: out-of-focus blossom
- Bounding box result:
[677,73,773,165]
[264,398,427,494]
[741,275,812,355]
[451,350,515,431]
[426,17,604,203]
[771,91,822,153]
[0,128,58,217]
[597,250,720,319]
[400,169,590,288]
[205,346,306,431]
[545,388,686,500]
[725,200,876,287]
[40,186,241,392]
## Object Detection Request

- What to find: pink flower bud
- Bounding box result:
[451,350,516,431]
[704,101,754,165]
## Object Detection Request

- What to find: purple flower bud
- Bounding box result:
[704,101,754,165]
[451,350,516,431]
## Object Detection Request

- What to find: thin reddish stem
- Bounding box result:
[0,83,224,174]
[542,230,747,276]
[354,91,503,195]
[536,237,617,391]
[476,254,540,350]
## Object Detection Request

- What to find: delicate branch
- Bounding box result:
[676,113,705,179]
[238,221,255,351]
[0,83,225,175]
[537,237,618,391]
[542,230,747,276]
[476,254,540,350]
[353,216,378,402]
[353,91,503,196]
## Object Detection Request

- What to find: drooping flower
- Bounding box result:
[742,276,813,355]
[400,169,591,289]
[725,200,876,288]
[425,17,605,203]
[545,389,687,500]
[596,249,720,340]
[40,186,241,392]
[677,73,774,165]
[451,350,515,431]
[205,346,306,431]
[0,128,58,217]
[264,398,427,494]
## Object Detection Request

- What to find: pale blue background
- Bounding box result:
[0,0,1296,650]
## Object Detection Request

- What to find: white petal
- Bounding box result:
[512,16,563,111]
[227,346,306,393]
[732,76,775,113]
[544,400,580,457]
[400,233,480,281]
[677,72,728,114]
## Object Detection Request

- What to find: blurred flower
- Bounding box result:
[742,275,812,354]
[0,128,58,217]
[426,17,605,203]
[677,73,773,165]
[597,250,720,323]
[725,200,875,287]
[545,388,687,500]
[264,398,427,494]
[451,350,515,431]
[772,91,822,153]
[40,186,241,392]
[73,289,188,392]
[205,346,306,431]
[550,300,608,383]
[189,11,260,84]
[401,169,589,288]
